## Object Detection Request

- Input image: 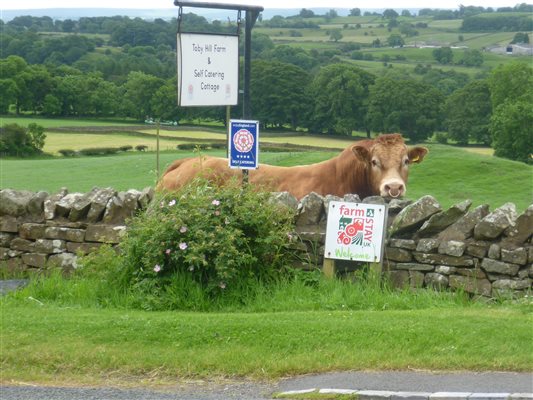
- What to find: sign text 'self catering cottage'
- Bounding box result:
[324,201,387,262]
[177,33,239,107]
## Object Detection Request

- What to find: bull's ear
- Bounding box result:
[408,146,428,164]
[351,145,370,163]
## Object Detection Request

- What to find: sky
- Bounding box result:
[0,0,524,10]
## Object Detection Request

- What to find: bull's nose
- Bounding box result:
[383,182,405,198]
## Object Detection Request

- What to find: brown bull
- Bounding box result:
[157,133,428,200]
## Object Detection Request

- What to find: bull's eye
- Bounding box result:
[404,158,410,166]
[371,159,379,168]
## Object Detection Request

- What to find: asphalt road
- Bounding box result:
[2,371,532,400]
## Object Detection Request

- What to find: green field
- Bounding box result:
[1,303,530,385]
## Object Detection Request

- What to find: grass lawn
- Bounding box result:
[1,303,530,385]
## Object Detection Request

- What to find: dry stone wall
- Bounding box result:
[1,188,531,298]
[0,187,154,271]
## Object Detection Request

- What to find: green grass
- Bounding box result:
[0,116,137,128]
[1,301,530,385]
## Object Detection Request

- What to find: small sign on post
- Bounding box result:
[228,119,259,170]
[323,201,387,277]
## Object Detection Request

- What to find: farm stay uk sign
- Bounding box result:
[324,201,387,262]
[228,120,259,169]
[177,33,239,106]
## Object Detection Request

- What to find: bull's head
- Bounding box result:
[352,134,428,198]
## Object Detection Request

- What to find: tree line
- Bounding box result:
[0,12,532,163]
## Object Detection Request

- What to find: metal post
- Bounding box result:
[156,118,160,179]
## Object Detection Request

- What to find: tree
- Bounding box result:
[490,95,533,163]
[367,76,444,142]
[432,47,453,64]
[461,49,483,67]
[122,71,164,120]
[0,123,45,156]
[387,34,405,47]
[401,10,412,17]
[299,8,315,18]
[488,62,533,163]
[383,9,399,18]
[443,80,492,145]
[350,8,361,16]
[305,64,376,135]
[511,32,530,44]
[250,60,310,130]
[329,29,343,42]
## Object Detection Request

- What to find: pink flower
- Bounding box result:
[165,249,171,255]
[212,199,220,206]
[179,226,187,233]
[179,242,188,250]
[168,199,176,207]
[153,264,161,273]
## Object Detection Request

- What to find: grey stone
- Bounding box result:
[492,279,531,290]
[270,191,300,212]
[10,238,34,252]
[435,265,457,275]
[388,239,416,250]
[0,247,9,260]
[418,199,472,237]
[358,390,395,399]
[409,271,425,287]
[501,247,528,265]
[19,223,46,240]
[296,192,325,226]
[474,202,517,240]
[33,239,66,254]
[481,258,520,276]
[425,272,449,289]
[323,194,342,217]
[386,270,409,289]
[386,247,412,262]
[85,224,126,244]
[66,242,103,255]
[395,262,434,271]
[45,227,86,243]
[468,394,510,400]
[21,253,47,268]
[392,392,432,400]
[0,189,34,216]
[455,267,487,279]
[0,232,15,247]
[430,393,472,400]
[102,190,140,224]
[48,253,78,269]
[27,191,48,217]
[449,275,492,296]
[416,238,440,253]
[389,195,442,237]
[465,240,489,258]
[488,244,500,259]
[343,193,361,203]
[138,186,154,209]
[387,199,412,214]
[503,204,533,244]
[55,193,84,218]
[69,191,94,222]
[438,204,490,241]
[0,215,19,232]
[43,188,68,220]
[87,187,117,222]
[438,240,466,257]
[362,195,386,205]
[413,252,475,267]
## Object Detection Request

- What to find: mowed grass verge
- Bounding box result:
[1,303,531,385]
[1,144,531,210]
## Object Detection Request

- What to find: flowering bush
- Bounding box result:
[120,179,296,300]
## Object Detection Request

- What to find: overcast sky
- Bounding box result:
[0,0,523,10]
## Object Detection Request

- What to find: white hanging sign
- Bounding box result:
[177,33,239,106]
